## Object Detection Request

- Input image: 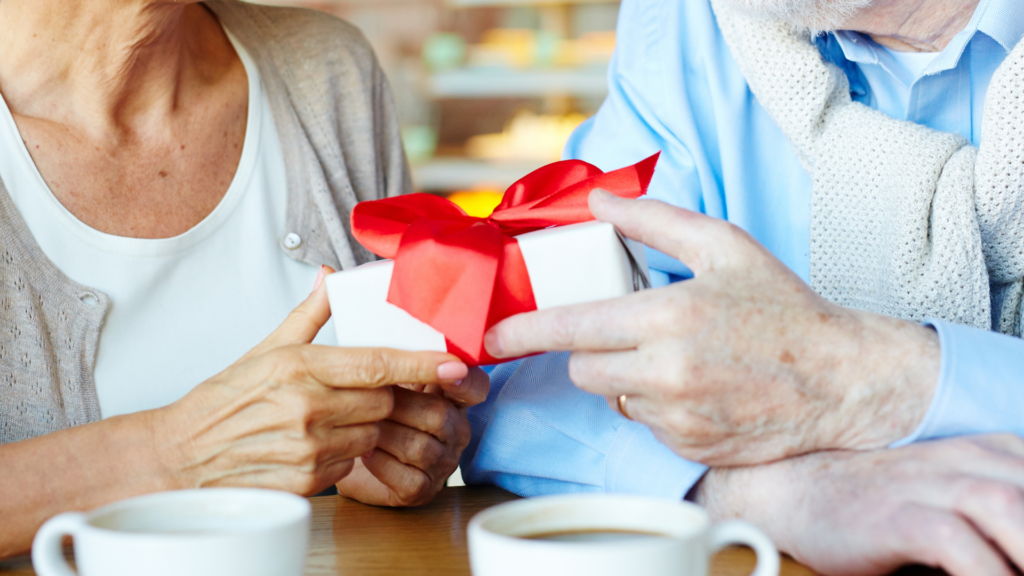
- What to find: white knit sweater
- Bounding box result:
[711,0,1024,336]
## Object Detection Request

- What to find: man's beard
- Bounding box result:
[722,0,873,30]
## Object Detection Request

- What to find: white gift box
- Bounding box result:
[325,221,650,353]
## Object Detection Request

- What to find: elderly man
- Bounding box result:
[460,0,1024,574]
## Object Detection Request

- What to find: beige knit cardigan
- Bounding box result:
[711,0,1024,337]
[0,0,410,444]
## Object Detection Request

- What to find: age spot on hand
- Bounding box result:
[779,350,795,364]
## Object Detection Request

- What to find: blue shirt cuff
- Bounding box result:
[893,319,1024,447]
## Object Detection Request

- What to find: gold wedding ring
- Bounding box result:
[617,394,632,421]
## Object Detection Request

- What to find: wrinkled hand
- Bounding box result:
[334,368,488,506]
[695,434,1024,576]
[157,267,470,497]
[484,190,940,466]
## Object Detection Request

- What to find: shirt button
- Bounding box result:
[283,233,302,250]
[79,293,99,306]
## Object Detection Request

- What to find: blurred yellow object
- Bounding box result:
[466,28,616,69]
[558,31,617,67]
[470,29,536,68]
[447,190,505,218]
[466,111,587,162]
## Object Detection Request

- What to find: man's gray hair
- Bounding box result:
[722,0,873,30]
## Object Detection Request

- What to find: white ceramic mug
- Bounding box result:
[468,493,779,576]
[32,488,310,576]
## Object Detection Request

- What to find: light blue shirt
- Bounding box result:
[461,0,1024,499]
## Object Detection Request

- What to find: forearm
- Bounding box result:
[0,409,181,558]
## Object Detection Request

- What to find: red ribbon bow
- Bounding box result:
[351,153,659,365]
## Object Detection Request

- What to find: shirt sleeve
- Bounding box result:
[461,352,708,499]
[561,0,708,282]
[892,319,1024,447]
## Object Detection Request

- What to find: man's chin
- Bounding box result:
[718,0,871,31]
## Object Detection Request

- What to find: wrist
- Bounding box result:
[147,403,198,490]
[694,465,794,548]
[819,309,940,450]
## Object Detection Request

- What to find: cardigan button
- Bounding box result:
[283,233,303,250]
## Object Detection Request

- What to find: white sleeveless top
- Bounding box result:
[0,31,334,418]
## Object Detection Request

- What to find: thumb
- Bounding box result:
[242,265,335,361]
[589,189,751,276]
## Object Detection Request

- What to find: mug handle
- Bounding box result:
[708,520,780,576]
[32,512,86,576]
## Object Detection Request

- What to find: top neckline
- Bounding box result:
[0,27,263,258]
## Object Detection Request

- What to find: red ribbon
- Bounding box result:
[351,153,659,365]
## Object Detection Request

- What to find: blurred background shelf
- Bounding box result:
[448,0,618,6]
[428,67,607,98]
[246,0,619,213]
[413,157,547,191]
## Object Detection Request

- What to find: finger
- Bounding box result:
[589,189,763,276]
[435,367,490,408]
[314,422,382,464]
[377,420,451,473]
[897,504,1015,576]
[289,345,467,389]
[484,288,663,358]
[389,387,460,443]
[361,448,438,507]
[205,422,378,494]
[567,348,662,396]
[309,427,381,494]
[950,479,1024,571]
[308,458,357,496]
[602,392,659,427]
[244,265,336,360]
[973,433,1024,460]
[920,436,1024,488]
[317,387,395,428]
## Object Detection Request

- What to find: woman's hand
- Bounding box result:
[334,368,489,506]
[695,434,1024,576]
[154,267,470,496]
[484,190,941,466]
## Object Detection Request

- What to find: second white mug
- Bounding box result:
[468,493,779,576]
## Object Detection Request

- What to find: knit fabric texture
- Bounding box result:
[711,0,1024,336]
[0,0,411,444]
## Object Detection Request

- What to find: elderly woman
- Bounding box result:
[0,0,488,557]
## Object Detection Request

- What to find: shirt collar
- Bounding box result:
[975,0,1024,53]
[829,0,1022,82]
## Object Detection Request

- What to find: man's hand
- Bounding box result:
[484,190,941,466]
[695,434,1024,576]
[334,368,489,506]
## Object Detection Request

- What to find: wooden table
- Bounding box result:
[0,486,814,575]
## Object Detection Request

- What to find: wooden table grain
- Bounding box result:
[0,485,815,575]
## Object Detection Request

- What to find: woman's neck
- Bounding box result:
[844,0,982,52]
[0,0,233,138]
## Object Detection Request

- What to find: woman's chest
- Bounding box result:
[11,109,246,239]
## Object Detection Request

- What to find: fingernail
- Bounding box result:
[591,188,618,202]
[437,361,468,381]
[311,265,326,293]
[362,449,374,459]
[483,331,503,357]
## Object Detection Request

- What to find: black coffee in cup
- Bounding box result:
[522,529,671,543]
